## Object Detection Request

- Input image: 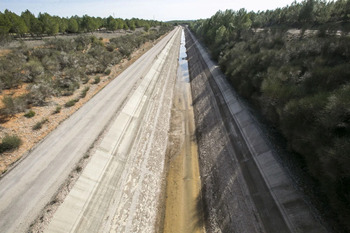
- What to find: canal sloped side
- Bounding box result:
[184,27,265,233]
[185,26,327,233]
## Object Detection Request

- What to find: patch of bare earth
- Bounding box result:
[0,49,11,57]
[0,36,164,176]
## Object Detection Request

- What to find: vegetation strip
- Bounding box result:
[0,10,164,40]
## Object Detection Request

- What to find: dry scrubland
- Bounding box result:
[0,25,172,175]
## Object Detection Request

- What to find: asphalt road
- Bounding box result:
[0,27,180,233]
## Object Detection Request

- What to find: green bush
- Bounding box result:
[24,60,45,82]
[46,38,75,52]
[80,86,90,98]
[64,99,79,108]
[104,69,111,75]
[90,36,103,46]
[0,52,26,89]
[0,134,22,153]
[28,82,54,106]
[32,118,48,130]
[53,68,81,96]
[24,110,35,118]
[93,77,100,84]
[0,71,22,89]
[81,74,89,84]
[53,105,61,114]
[1,95,27,115]
[74,36,90,51]
[41,54,60,73]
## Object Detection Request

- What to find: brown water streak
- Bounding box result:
[162,54,205,233]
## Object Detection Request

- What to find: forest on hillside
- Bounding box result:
[190,0,350,231]
[0,9,165,42]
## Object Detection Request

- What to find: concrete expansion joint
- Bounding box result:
[97,147,110,154]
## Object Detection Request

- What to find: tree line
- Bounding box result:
[251,0,350,29]
[192,0,350,47]
[190,0,350,231]
[0,9,163,38]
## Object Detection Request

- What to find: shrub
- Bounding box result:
[31,47,51,60]
[106,44,115,52]
[53,68,81,96]
[104,69,111,75]
[28,82,54,106]
[93,77,100,84]
[64,99,79,108]
[1,95,27,115]
[81,74,89,84]
[0,134,22,153]
[24,110,35,118]
[0,53,26,89]
[24,60,45,83]
[75,165,82,173]
[80,86,90,98]
[41,54,60,73]
[0,80,3,92]
[53,105,61,114]
[73,36,91,51]
[90,36,103,46]
[45,38,74,52]
[0,71,22,89]
[32,118,48,130]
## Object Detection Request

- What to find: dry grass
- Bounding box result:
[0,49,11,57]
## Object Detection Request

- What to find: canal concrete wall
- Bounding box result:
[184,28,265,233]
[185,27,327,233]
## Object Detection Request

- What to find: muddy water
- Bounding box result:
[162,28,205,233]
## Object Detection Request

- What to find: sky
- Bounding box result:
[1,0,306,21]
